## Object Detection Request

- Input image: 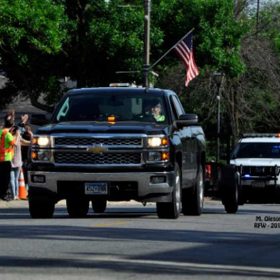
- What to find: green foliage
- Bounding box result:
[195,0,247,77]
[257,1,280,53]
[0,0,262,116]
[0,0,69,109]
[275,36,280,51]
[0,0,68,53]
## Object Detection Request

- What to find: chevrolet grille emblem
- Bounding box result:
[87,145,108,154]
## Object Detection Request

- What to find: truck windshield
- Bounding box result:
[232,143,280,159]
[54,93,168,124]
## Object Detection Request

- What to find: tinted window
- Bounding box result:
[232,143,280,159]
[54,93,168,124]
[170,96,184,119]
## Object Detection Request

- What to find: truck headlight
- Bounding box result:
[32,136,51,147]
[147,137,168,148]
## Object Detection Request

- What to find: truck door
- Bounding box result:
[169,95,196,187]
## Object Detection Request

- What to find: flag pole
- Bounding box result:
[149,28,194,70]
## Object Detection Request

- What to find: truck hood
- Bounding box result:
[230,158,280,166]
[35,122,170,135]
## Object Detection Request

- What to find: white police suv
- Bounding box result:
[230,133,280,203]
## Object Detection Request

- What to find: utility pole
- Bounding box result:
[256,0,260,33]
[212,72,224,164]
[143,0,151,87]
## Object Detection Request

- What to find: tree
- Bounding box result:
[63,0,161,87]
[2,0,273,146]
[156,0,247,150]
[0,0,164,110]
[0,0,69,110]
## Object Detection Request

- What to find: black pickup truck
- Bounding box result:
[28,87,206,219]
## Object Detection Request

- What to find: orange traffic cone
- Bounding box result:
[18,168,27,200]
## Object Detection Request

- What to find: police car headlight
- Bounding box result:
[147,137,168,148]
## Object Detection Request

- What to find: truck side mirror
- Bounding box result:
[175,114,198,128]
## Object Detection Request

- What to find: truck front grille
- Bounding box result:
[54,152,141,165]
[54,137,142,147]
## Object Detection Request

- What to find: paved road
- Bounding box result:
[0,199,280,279]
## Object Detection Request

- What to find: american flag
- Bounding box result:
[174,31,199,87]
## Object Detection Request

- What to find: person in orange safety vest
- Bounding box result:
[0,115,15,200]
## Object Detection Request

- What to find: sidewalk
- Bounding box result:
[0,199,144,209]
[0,199,29,208]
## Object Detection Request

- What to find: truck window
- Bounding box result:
[170,96,184,119]
[54,93,168,124]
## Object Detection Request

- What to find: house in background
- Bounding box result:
[0,74,45,127]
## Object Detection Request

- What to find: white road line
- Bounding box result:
[88,256,280,274]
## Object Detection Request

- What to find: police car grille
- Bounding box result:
[54,152,141,165]
[241,166,276,176]
[54,137,142,147]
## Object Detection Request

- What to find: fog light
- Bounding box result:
[151,176,166,184]
[147,151,162,161]
[32,175,46,183]
[32,151,51,161]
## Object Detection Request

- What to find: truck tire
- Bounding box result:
[220,165,239,214]
[29,199,55,218]
[66,198,89,218]
[182,165,204,216]
[156,163,181,219]
[91,198,107,213]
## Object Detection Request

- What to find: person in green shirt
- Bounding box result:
[151,101,165,122]
[0,115,15,200]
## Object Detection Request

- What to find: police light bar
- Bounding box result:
[242,133,280,138]
[109,83,130,87]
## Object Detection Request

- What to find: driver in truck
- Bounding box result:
[150,101,165,122]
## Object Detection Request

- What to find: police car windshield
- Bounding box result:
[232,143,280,159]
[54,93,168,124]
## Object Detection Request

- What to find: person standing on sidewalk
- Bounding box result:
[0,115,15,200]
[9,123,31,200]
[9,126,22,200]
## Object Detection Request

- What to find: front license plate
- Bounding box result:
[85,182,108,195]
[252,181,266,188]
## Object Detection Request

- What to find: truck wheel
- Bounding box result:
[91,198,107,213]
[182,165,204,216]
[220,165,239,214]
[29,199,55,218]
[66,198,89,218]
[156,163,181,219]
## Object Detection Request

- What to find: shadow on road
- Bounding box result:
[0,204,280,278]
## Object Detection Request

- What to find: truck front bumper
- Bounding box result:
[28,170,175,203]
